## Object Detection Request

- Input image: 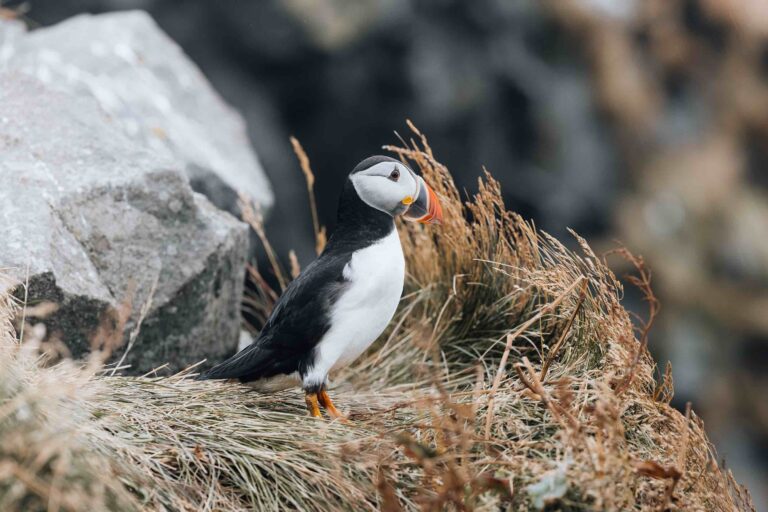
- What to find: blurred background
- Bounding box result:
[11,0,768,506]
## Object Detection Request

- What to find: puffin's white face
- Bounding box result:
[350,160,443,223]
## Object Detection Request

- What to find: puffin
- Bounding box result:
[199,156,442,418]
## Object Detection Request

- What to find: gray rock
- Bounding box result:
[0,73,248,373]
[0,11,272,217]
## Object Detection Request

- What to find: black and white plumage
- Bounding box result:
[199,156,442,418]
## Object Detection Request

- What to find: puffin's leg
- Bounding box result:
[304,391,322,418]
[318,386,346,420]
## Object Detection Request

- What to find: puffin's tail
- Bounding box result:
[196,359,241,381]
[195,340,269,382]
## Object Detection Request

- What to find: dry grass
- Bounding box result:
[0,126,755,511]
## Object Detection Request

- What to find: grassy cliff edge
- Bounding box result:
[0,127,754,511]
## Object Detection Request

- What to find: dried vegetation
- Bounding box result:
[0,127,755,511]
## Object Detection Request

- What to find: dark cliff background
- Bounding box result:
[13,0,768,506]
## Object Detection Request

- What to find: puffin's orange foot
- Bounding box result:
[305,392,322,418]
[318,388,349,422]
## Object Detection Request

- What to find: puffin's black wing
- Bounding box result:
[199,252,350,382]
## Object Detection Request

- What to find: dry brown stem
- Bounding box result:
[290,136,326,255]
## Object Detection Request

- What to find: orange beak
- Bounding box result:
[403,176,443,225]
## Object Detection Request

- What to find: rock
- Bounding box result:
[0,10,272,218]
[0,73,249,373]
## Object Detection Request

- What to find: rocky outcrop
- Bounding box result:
[0,11,272,217]
[0,73,249,373]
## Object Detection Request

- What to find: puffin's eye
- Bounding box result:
[389,168,400,181]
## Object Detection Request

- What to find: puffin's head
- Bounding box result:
[349,156,443,224]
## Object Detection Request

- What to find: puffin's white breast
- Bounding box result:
[304,228,404,387]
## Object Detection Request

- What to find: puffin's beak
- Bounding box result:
[403,175,443,225]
